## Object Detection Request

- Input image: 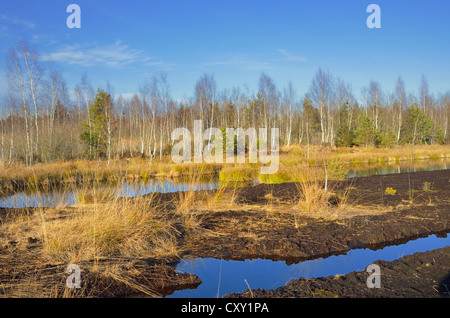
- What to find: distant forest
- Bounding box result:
[2,40,449,166]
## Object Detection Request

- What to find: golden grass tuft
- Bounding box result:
[40,196,181,263]
[276,164,353,220]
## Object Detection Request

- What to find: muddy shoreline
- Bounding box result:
[178,206,449,264]
[225,246,450,298]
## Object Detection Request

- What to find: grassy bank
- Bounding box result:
[0,144,448,196]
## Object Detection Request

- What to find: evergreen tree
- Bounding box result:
[354,111,376,148]
[375,128,397,148]
[302,98,321,139]
[401,103,434,144]
[335,101,355,147]
[80,89,111,158]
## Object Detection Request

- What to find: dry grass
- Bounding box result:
[280,144,450,166]
[41,196,183,263]
[266,164,354,220]
[0,180,205,298]
[0,193,186,262]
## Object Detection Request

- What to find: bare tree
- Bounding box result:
[283,82,296,146]
[394,77,406,144]
[6,44,32,166]
[420,74,430,113]
[17,40,43,157]
[362,80,383,131]
[258,73,278,129]
[80,73,94,157]
[45,62,68,160]
[309,68,334,144]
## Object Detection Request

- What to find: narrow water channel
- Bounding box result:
[0,179,218,208]
[166,234,450,298]
[346,160,449,178]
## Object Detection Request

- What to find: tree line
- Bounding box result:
[1,40,449,166]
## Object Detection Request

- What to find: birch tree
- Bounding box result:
[309,68,334,144]
[18,40,43,158]
[6,45,32,166]
[394,77,406,144]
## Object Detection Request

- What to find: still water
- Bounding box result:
[0,179,218,208]
[346,160,449,178]
[167,234,450,298]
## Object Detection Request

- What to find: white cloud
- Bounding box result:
[143,60,175,71]
[0,75,7,97]
[43,40,162,68]
[31,34,57,45]
[0,14,35,29]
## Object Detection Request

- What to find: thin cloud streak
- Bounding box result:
[278,49,308,63]
[0,14,35,28]
[43,40,172,70]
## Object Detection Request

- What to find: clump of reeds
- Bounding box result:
[285,164,352,220]
[40,194,180,263]
[75,186,116,204]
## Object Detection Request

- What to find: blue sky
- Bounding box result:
[1,0,449,102]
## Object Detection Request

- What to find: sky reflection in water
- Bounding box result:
[168,234,450,298]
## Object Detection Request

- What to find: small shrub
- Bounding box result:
[328,158,349,180]
[384,187,397,195]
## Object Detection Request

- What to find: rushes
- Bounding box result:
[0,144,447,297]
[75,185,116,204]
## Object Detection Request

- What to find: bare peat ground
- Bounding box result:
[178,169,450,263]
[175,169,450,298]
[0,257,201,298]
